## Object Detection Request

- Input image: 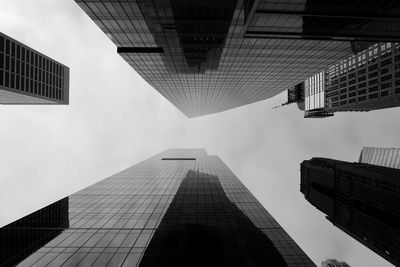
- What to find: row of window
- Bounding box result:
[0,35,64,76]
[0,59,64,89]
[0,70,63,100]
[328,43,400,80]
[331,89,399,106]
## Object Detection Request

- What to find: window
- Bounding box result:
[16,44,20,59]
[0,35,4,52]
[381,82,392,89]
[10,73,14,88]
[5,39,10,54]
[368,64,378,72]
[358,82,366,88]
[368,72,378,78]
[5,71,9,86]
[11,42,15,57]
[381,74,392,82]
[369,79,378,85]
[381,59,392,67]
[369,86,378,92]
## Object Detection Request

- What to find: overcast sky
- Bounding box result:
[0,1,399,266]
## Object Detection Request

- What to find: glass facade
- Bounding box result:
[74,0,400,117]
[300,157,400,266]
[1,149,315,266]
[0,32,69,105]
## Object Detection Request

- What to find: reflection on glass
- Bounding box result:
[0,197,69,266]
[139,170,287,266]
[1,149,314,266]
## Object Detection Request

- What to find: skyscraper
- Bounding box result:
[74,1,400,117]
[283,42,400,118]
[1,149,315,266]
[0,32,69,105]
[300,157,400,266]
[359,147,400,169]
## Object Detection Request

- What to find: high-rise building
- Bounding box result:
[300,157,400,266]
[1,149,315,266]
[283,42,400,118]
[359,147,400,169]
[0,32,69,105]
[321,259,350,267]
[74,0,400,118]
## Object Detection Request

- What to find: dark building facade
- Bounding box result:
[0,32,69,105]
[1,149,315,266]
[300,157,400,266]
[74,0,400,117]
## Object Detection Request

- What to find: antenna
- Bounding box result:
[272,102,290,109]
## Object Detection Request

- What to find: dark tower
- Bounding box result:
[300,157,400,266]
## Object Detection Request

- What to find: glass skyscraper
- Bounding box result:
[1,149,315,266]
[0,32,69,105]
[74,0,400,117]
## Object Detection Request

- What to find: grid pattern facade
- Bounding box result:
[1,149,315,266]
[304,71,325,111]
[300,158,400,267]
[0,32,69,105]
[70,0,400,117]
[359,147,400,169]
[324,42,400,111]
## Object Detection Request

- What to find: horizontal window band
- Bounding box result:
[117,47,164,53]
[244,31,400,42]
[255,9,400,20]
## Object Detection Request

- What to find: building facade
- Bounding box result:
[321,259,350,267]
[292,42,400,118]
[74,0,400,117]
[359,147,400,169]
[0,32,69,105]
[300,157,400,266]
[1,149,315,266]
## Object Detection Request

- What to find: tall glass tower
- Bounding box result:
[74,0,400,118]
[1,149,315,266]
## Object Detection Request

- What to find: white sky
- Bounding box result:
[0,1,399,266]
